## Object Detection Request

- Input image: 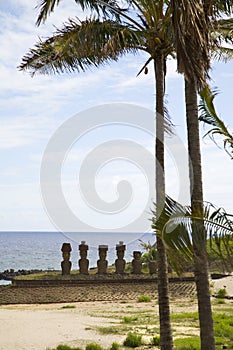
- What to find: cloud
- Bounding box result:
[0,1,232,231]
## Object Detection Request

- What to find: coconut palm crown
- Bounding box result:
[19,1,175,76]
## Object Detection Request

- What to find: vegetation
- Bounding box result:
[174,337,200,350]
[123,333,143,348]
[61,305,76,309]
[109,342,121,350]
[46,299,233,350]
[216,288,227,298]
[85,343,103,350]
[199,87,233,159]
[47,345,82,350]
[122,316,138,323]
[151,335,160,346]
[137,295,152,303]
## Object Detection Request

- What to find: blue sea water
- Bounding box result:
[0,231,154,272]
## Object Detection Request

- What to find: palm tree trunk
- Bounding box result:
[155,55,173,350]
[185,78,215,350]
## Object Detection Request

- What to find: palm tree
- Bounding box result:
[170,2,232,349]
[19,1,175,349]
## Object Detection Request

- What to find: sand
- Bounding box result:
[0,301,127,350]
[212,274,233,297]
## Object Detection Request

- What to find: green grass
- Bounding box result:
[216,299,226,304]
[137,295,152,303]
[96,325,131,335]
[151,335,160,346]
[171,312,199,320]
[174,336,200,350]
[110,342,121,350]
[47,345,82,350]
[122,316,138,323]
[60,305,76,309]
[123,333,143,348]
[46,298,233,350]
[85,343,103,350]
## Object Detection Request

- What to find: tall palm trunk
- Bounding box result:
[185,78,215,350]
[155,54,173,350]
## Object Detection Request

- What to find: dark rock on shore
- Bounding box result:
[0,269,43,281]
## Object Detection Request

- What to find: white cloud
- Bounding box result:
[0,1,232,232]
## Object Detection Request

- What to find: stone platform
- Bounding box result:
[0,276,196,305]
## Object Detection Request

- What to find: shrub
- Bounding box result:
[110,342,121,350]
[151,336,160,346]
[55,345,82,350]
[123,332,143,348]
[56,346,73,350]
[137,295,151,303]
[123,316,138,323]
[216,288,227,298]
[85,343,103,350]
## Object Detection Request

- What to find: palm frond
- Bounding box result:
[171,0,210,88]
[152,196,233,273]
[36,0,61,25]
[211,17,233,58]
[36,0,116,26]
[212,0,233,17]
[212,46,233,61]
[19,18,144,75]
[199,87,233,159]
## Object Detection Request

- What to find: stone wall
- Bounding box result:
[0,281,196,305]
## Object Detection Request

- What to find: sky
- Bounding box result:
[0,0,233,237]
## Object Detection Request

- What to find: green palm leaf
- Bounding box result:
[19,18,143,75]
[36,0,117,25]
[152,196,233,274]
[199,87,233,159]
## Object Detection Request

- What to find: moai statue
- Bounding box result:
[78,241,89,275]
[115,241,126,274]
[132,251,142,274]
[61,243,72,275]
[97,245,108,274]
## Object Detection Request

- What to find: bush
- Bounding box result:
[110,342,121,350]
[55,345,82,350]
[85,343,103,350]
[123,316,138,323]
[137,295,151,303]
[151,336,160,346]
[216,288,227,298]
[56,346,73,350]
[123,332,143,348]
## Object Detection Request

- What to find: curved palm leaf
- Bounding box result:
[19,18,144,75]
[152,196,233,274]
[199,87,233,159]
[36,0,118,25]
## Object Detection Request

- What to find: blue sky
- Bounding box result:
[0,0,232,234]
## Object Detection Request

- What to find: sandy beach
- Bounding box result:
[0,301,127,350]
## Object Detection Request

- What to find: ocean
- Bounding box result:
[0,231,154,273]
